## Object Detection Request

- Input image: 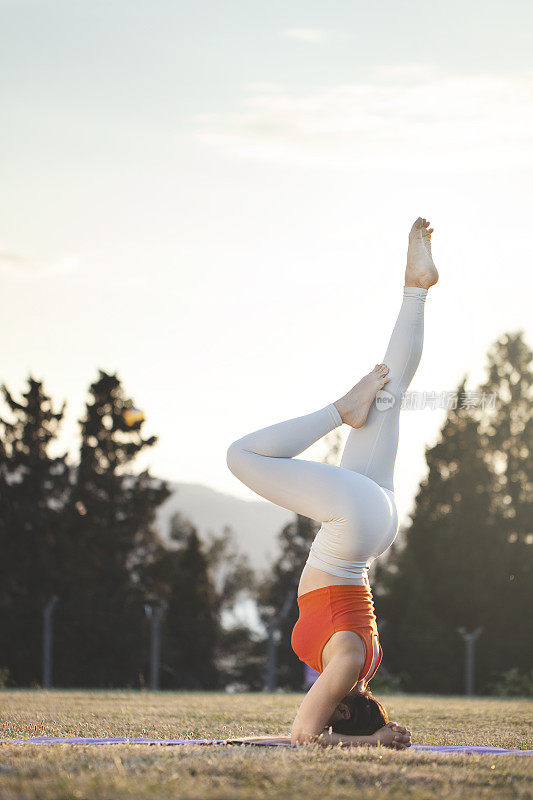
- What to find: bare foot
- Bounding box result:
[334,365,390,428]
[405,217,439,289]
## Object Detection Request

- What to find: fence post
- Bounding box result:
[145,602,168,690]
[457,626,483,696]
[42,595,59,689]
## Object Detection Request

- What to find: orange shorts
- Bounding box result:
[291,584,383,684]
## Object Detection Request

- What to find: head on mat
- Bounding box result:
[329,688,388,736]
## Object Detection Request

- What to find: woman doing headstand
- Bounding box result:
[227,218,439,749]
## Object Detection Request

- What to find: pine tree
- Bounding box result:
[475,331,533,684]
[0,377,71,685]
[141,512,219,688]
[203,525,260,687]
[58,369,170,687]
[376,331,533,694]
[375,379,497,692]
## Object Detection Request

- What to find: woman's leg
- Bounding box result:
[336,217,438,491]
[337,286,428,492]
[227,403,348,523]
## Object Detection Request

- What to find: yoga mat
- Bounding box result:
[0,737,531,754]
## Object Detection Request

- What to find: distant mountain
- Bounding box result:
[153,482,293,574]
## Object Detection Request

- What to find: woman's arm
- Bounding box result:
[301,730,376,747]
[290,651,364,746]
[289,649,412,749]
[230,733,375,747]
[223,726,411,749]
[314,723,411,750]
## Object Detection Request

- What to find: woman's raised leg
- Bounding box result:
[336,218,438,491]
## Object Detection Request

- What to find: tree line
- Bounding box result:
[0,371,255,689]
[0,330,531,694]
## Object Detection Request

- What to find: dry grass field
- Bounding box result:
[1,691,532,799]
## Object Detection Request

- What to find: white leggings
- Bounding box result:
[226,286,428,583]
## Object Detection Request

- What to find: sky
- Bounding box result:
[1,0,532,532]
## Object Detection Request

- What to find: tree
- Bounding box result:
[203,525,261,687]
[57,369,170,687]
[375,331,533,694]
[141,515,258,689]
[141,512,219,688]
[0,377,71,685]
[475,331,533,684]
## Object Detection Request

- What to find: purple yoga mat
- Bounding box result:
[0,737,531,754]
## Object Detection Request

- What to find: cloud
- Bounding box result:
[281,28,326,43]
[241,82,285,93]
[190,65,533,170]
[0,249,81,281]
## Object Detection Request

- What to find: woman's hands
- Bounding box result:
[292,724,412,749]
[372,721,412,750]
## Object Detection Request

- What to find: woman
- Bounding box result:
[227,218,439,749]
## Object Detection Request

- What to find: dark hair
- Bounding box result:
[330,689,388,736]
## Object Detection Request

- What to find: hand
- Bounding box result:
[373,721,412,750]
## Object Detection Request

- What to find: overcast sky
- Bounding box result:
[1,0,532,531]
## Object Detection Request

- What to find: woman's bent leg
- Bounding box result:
[227,403,350,523]
[338,286,428,491]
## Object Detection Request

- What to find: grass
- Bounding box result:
[0,691,532,799]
